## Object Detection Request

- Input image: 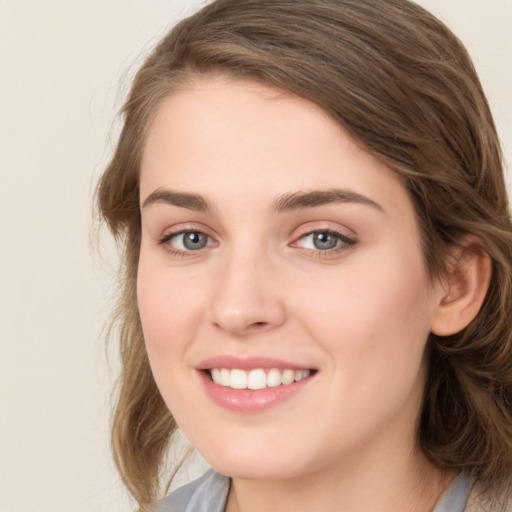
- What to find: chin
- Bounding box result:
[199,440,305,481]
[211,460,299,481]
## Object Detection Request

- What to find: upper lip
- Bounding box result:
[196,355,316,371]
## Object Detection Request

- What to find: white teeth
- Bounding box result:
[281,369,295,385]
[230,369,247,389]
[209,367,312,389]
[211,368,221,383]
[267,368,282,387]
[295,369,309,382]
[247,369,267,390]
[220,368,230,386]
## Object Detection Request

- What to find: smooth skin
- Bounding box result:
[137,76,490,512]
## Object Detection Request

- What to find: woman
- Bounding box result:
[97,0,512,510]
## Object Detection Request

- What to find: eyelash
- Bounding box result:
[157,230,215,257]
[293,229,356,258]
[157,228,356,258]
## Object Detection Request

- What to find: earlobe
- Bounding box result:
[430,237,492,337]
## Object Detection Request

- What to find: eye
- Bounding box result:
[293,230,355,252]
[159,230,214,253]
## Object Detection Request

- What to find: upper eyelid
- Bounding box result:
[292,230,356,246]
[158,223,217,239]
[159,228,214,244]
[290,222,357,240]
[157,230,217,257]
[298,228,350,237]
[155,223,357,249]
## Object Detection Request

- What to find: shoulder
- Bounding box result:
[433,473,512,512]
[466,482,512,512]
[434,473,475,512]
[157,469,230,512]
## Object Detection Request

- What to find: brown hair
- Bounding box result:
[97,0,512,509]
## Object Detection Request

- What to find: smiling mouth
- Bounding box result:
[206,368,314,390]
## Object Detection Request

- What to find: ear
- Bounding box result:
[430,236,492,337]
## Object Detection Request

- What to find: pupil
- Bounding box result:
[313,232,338,250]
[183,232,207,250]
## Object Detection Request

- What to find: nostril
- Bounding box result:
[245,321,270,332]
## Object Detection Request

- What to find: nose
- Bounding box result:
[208,248,286,337]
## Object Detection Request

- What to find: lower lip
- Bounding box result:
[198,371,315,412]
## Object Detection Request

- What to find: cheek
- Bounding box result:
[136,258,204,360]
[136,260,208,416]
[292,248,434,369]
[299,253,434,437]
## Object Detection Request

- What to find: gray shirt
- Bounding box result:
[159,469,474,512]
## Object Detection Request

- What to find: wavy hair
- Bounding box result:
[97,0,512,509]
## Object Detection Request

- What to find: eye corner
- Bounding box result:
[290,227,357,259]
[157,228,217,258]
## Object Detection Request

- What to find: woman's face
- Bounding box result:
[138,77,444,480]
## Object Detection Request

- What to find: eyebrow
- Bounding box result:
[273,189,385,213]
[141,187,384,214]
[142,189,211,211]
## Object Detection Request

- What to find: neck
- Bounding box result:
[225,443,454,512]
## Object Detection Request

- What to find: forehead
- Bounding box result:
[139,76,410,217]
[140,76,350,172]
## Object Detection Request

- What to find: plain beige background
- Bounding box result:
[0,1,510,510]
